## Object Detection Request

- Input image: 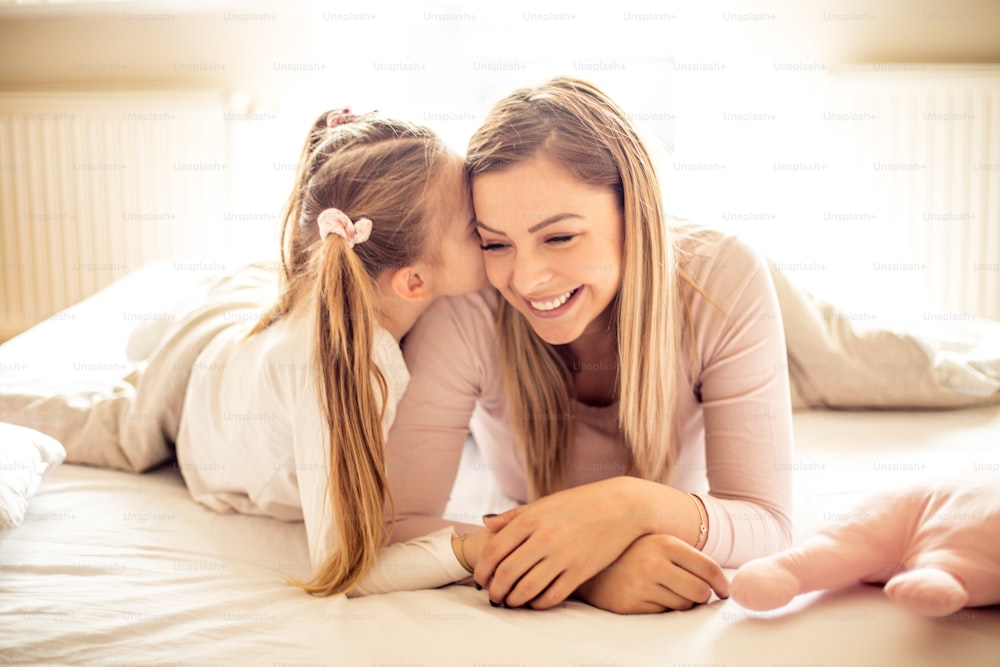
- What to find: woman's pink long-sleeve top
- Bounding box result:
[384,228,794,583]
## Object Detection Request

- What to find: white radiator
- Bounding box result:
[824,66,1000,321]
[0,91,231,341]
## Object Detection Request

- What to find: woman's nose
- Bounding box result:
[511,249,554,296]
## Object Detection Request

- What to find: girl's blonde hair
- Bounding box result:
[467,76,692,499]
[251,112,451,595]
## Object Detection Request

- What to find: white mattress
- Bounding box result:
[2,263,999,666]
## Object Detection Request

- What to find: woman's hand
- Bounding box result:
[575,534,730,614]
[473,477,654,609]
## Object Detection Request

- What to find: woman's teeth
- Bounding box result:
[529,288,576,311]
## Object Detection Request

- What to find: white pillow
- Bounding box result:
[0,422,66,530]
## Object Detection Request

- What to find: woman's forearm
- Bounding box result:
[621,476,792,564]
[698,493,793,566]
[619,476,707,548]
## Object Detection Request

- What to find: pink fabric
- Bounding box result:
[730,479,1000,617]
[317,208,372,247]
[385,228,794,568]
[326,108,358,128]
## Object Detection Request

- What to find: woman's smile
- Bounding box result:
[524,285,582,316]
[473,155,624,346]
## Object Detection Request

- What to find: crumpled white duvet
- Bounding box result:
[768,261,1000,409]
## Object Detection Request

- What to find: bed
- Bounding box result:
[2,263,999,666]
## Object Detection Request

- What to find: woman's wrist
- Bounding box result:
[615,476,706,547]
[606,476,665,538]
[688,492,709,550]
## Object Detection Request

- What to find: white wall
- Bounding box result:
[1,0,998,336]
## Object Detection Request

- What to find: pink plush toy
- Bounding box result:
[730,479,1000,617]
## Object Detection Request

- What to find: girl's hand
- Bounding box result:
[574,534,730,614]
[474,477,651,609]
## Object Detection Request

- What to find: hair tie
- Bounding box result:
[317,208,372,248]
[326,108,359,128]
[325,107,379,129]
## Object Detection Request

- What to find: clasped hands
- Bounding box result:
[456,477,729,614]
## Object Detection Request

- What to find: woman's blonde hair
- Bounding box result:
[251,112,451,595]
[467,76,691,499]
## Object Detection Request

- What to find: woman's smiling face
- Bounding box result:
[472,155,624,346]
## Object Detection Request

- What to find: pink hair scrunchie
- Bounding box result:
[317,208,373,248]
[326,108,359,128]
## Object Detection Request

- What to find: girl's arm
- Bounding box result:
[348,527,478,596]
[349,291,502,594]
[294,397,481,598]
[287,298,488,595]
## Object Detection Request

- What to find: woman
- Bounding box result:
[385,77,793,613]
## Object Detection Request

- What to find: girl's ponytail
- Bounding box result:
[301,236,388,595]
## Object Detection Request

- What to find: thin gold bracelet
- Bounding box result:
[688,493,708,551]
[457,532,474,573]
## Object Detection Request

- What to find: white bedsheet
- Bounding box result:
[1,263,999,666]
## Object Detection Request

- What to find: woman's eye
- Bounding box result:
[546,235,575,245]
[479,241,509,252]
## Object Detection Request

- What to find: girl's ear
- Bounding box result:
[388,265,431,302]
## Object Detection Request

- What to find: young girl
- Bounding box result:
[175,109,485,596]
[384,77,794,613]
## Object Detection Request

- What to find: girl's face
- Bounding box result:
[473,155,624,346]
[425,156,488,297]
